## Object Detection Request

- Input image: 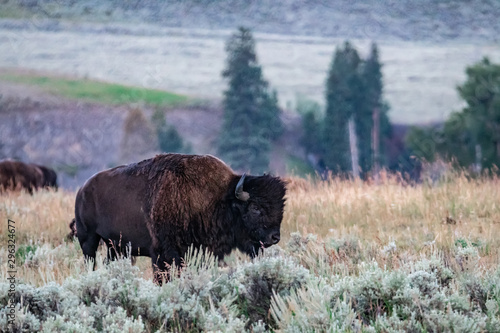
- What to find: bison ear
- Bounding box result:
[235,174,250,201]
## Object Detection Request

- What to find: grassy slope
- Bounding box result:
[0,72,189,107]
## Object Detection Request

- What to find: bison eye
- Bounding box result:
[249,203,261,216]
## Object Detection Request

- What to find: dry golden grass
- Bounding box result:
[1,172,500,286]
[284,172,500,261]
[0,189,74,244]
[298,176,495,226]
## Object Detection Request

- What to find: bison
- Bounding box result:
[35,164,58,190]
[0,160,58,194]
[73,153,286,282]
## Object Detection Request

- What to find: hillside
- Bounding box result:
[2,1,500,188]
[1,1,500,123]
[5,0,500,42]
[0,74,303,189]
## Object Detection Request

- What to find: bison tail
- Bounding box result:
[66,218,77,241]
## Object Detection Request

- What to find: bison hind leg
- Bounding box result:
[151,249,181,285]
[104,240,119,262]
[105,240,136,266]
[152,260,171,286]
[79,233,102,270]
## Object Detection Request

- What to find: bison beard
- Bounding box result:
[73,154,286,283]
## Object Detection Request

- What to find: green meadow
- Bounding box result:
[0,72,189,107]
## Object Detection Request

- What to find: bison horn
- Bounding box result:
[235,174,250,201]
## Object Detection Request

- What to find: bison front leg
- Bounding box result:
[151,249,181,285]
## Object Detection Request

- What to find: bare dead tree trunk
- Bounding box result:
[348,117,359,179]
[475,144,482,174]
[372,107,380,184]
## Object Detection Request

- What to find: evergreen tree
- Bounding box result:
[358,43,383,173]
[363,44,383,110]
[323,41,363,173]
[457,57,500,169]
[217,27,283,173]
[371,100,393,168]
[405,126,438,162]
[300,41,393,176]
[260,89,284,141]
[407,57,500,172]
[152,109,185,153]
[297,98,322,155]
[440,112,475,166]
[158,125,184,153]
[405,114,476,169]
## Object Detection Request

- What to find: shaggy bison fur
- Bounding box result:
[73,154,286,283]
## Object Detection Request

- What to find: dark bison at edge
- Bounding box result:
[73,153,287,283]
[0,160,58,194]
[35,164,58,189]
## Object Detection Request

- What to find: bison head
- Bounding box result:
[232,174,286,258]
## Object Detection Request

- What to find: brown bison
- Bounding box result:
[0,160,58,194]
[35,164,58,190]
[73,153,286,282]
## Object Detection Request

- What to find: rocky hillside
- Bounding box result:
[0,82,125,189]
[2,0,498,189]
[0,80,303,189]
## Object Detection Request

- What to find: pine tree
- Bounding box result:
[298,98,322,155]
[152,109,185,153]
[355,43,377,173]
[440,112,475,167]
[260,89,283,141]
[405,126,438,162]
[360,42,392,175]
[217,27,282,173]
[323,41,363,173]
[457,57,500,169]
[411,58,500,171]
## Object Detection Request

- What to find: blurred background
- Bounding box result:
[1,0,500,189]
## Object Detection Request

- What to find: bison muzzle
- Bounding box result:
[73,153,286,283]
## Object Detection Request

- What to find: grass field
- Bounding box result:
[0,72,189,107]
[1,173,500,331]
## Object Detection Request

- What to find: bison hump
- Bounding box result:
[147,154,235,229]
